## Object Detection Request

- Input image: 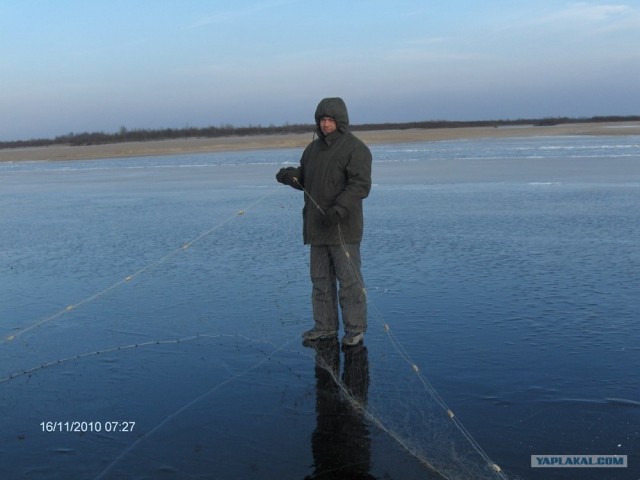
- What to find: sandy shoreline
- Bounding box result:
[2,122,640,163]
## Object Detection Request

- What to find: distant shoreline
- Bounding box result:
[2,121,639,163]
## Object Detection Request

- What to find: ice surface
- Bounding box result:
[1,135,639,479]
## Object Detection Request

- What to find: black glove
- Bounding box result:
[323,206,343,226]
[276,167,298,187]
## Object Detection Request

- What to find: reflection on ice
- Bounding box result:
[304,338,373,479]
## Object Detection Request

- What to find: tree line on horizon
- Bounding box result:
[2,115,639,150]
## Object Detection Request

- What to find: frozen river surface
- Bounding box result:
[1,135,639,479]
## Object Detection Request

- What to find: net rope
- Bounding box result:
[2,189,276,345]
[2,178,511,479]
[298,176,508,479]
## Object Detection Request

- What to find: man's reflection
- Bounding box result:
[304,337,375,480]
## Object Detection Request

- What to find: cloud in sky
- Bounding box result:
[1,0,639,140]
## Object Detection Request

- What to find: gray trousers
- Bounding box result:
[310,243,367,334]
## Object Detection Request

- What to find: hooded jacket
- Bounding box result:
[293,97,372,245]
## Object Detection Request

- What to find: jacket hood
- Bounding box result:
[314,97,350,134]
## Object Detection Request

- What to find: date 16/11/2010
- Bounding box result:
[40,421,135,433]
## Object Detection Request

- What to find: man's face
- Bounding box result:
[319,116,337,135]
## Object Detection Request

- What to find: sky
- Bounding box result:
[2,0,640,141]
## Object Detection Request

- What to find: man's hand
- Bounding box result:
[324,206,343,226]
[276,167,299,187]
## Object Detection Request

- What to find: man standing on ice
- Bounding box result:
[276,97,372,347]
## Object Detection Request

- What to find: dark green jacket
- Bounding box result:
[293,98,372,245]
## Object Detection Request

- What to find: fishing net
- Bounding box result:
[1,156,513,479]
